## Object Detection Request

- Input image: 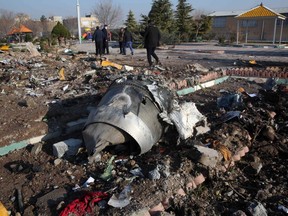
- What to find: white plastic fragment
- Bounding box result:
[63,84,69,91]
[83,70,96,76]
[169,102,208,139]
[123,65,134,71]
[82,176,95,188]
[72,184,81,191]
[71,176,95,191]
[108,194,130,208]
[108,185,131,208]
[148,166,161,180]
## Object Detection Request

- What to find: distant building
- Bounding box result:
[49,16,63,24]
[15,14,30,23]
[62,14,100,38]
[209,4,288,43]
[81,15,99,29]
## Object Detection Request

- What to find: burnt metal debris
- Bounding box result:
[83,75,208,157]
[83,75,175,156]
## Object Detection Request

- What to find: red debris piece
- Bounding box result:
[59,191,109,216]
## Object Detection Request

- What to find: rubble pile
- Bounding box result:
[0,47,225,147]
[0,46,287,215]
[0,49,155,147]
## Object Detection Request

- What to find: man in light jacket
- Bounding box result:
[123,27,134,55]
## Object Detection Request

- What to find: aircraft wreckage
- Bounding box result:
[83,75,209,157]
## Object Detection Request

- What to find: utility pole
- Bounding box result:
[77,0,82,44]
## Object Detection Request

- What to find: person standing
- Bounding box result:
[123,27,134,55]
[144,20,161,67]
[102,24,109,54]
[118,27,125,54]
[92,26,104,57]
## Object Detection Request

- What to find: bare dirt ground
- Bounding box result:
[0,42,287,215]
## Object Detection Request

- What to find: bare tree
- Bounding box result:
[92,0,123,28]
[24,20,43,38]
[15,13,30,24]
[63,17,78,37]
[0,9,16,38]
[39,17,50,37]
[192,10,212,39]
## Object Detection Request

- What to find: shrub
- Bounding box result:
[202,32,216,41]
[39,38,50,52]
[161,31,179,45]
[229,33,236,44]
[218,35,225,44]
[51,22,70,45]
[25,34,33,42]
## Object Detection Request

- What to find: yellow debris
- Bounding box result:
[238,87,245,93]
[249,60,257,65]
[101,60,123,70]
[212,140,232,161]
[0,201,9,216]
[0,45,9,51]
[59,68,65,81]
[217,144,232,161]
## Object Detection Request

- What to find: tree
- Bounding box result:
[51,22,70,45]
[15,13,30,24]
[40,15,50,37]
[148,0,175,33]
[175,0,193,41]
[40,15,47,22]
[124,10,138,32]
[139,14,149,32]
[192,11,212,40]
[0,9,16,39]
[92,0,123,28]
[147,0,177,45]
[24,20,42,38]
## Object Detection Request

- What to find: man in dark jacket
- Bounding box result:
[144,20,161,67]
[123,27,134,55]
[118,27,125,54]
[92,26,104,57]
[102,24,109,54]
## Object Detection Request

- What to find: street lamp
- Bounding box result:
[76,0,82,44]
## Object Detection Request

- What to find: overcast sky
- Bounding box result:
[1,0,287,21]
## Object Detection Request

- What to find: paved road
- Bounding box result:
[71,41,288,68]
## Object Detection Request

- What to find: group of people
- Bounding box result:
[92,24,110,56]
[92,20,161,67]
